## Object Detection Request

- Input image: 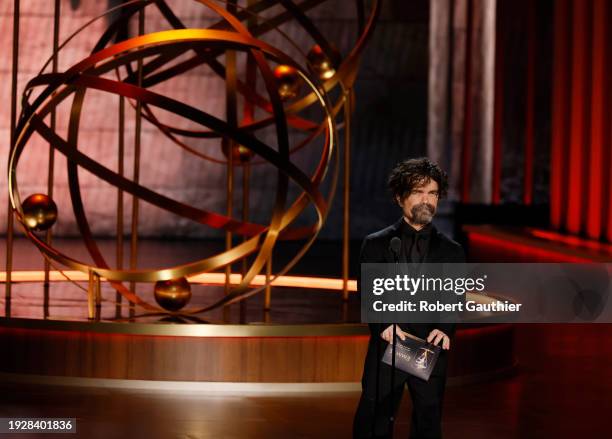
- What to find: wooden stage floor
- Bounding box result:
[0,323,610,438]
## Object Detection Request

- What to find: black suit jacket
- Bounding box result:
[359,217,466,340]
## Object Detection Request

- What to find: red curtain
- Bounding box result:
[550,0,612,241]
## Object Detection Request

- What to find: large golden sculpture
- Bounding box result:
[7,0,380,318]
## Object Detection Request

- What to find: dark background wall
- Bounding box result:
[322,0,431,239]
[496,0,552,206]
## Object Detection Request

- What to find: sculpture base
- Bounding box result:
[0,316,515,386]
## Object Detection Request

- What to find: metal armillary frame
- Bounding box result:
[6,0,381,318]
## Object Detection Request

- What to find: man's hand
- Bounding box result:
[380,324,407,342]
[427,329,450,350]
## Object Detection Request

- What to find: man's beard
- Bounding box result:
[410,203,435,225]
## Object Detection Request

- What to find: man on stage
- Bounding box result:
[353,157,466,438]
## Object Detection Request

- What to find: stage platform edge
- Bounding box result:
[0,318,515,386]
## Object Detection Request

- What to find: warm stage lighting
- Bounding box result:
[0,271,358,292]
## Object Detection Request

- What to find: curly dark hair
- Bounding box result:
[387,157,449,201]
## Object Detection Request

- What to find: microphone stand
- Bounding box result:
[372,321,381,438]
[371,238,401,438]
[388,250,399,434]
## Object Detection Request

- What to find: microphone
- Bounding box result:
[390,237,402,263]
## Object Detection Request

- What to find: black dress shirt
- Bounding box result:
[400,219,432,263]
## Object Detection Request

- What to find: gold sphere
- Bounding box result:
[22,194,58,231]
[306,44,338,80]
[221,138,254,163]
[274,65,302,100]
[154,277,192,312]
